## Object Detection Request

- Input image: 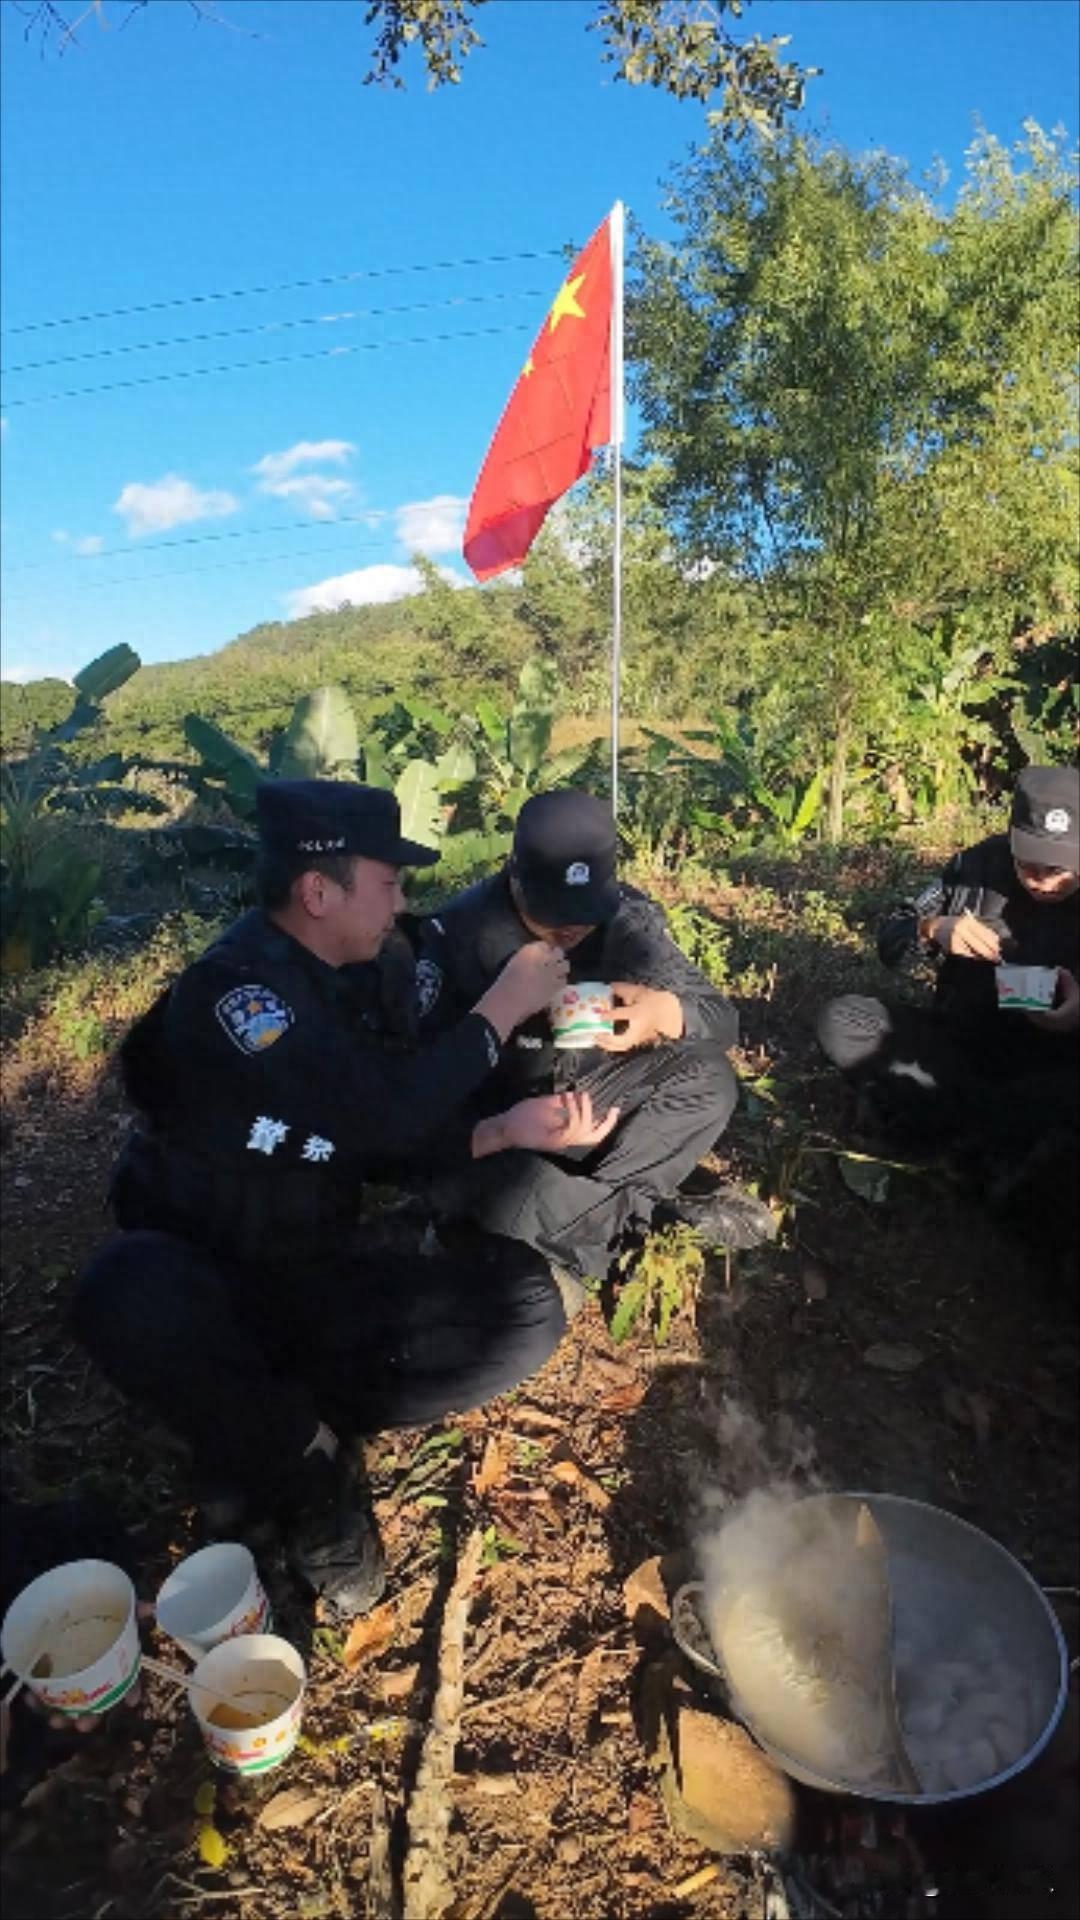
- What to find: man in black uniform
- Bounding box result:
[73,780,622,1615]
[412,789,776,1283]
[817,765,1079,1228]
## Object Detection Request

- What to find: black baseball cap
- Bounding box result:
[256,779,439,868]
[1009,765,1079,871]
[509,789,620,926]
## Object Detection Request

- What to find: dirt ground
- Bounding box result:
[1,856,1077,1920]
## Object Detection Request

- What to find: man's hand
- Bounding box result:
[925,911,1002,962]
[475,942,569,1041]
[473,1090,620,1159]
[593,980,684,1053]
[1026,967,1080,1034]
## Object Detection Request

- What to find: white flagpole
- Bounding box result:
[609,200,625,817]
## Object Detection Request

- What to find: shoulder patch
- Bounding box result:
[415,957,444,1017]
[215,984,294,1056]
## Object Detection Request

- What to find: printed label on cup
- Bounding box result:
[189,1633,306,1776]
[156,1542,271,1662]
[550,980,614,1050]
[995,964,1057,1013]
[1,1559,141,1717]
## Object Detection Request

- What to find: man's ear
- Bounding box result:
[295,869,329,919]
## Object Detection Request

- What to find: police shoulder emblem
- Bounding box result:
[216,984,294,1055]
[416,957,444,1017]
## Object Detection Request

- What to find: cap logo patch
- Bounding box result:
[216,985,294,1055]
[566,861,590,886]
[298,836,347,853]
[1044,808,1070,834]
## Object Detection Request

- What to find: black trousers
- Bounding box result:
[436,1037,738,1279]
[72,1227,564,1514]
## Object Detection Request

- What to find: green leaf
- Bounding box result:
[394,757,443,848]
[791,768,826,837]
[72,644,141,704]
[608,1277,647,1344]
[434,740,477,787]
[838,1156,890,1204]
[278,685,359,779]
[362,738,394,790]
[183,714,264,787]
[472,695,506,747]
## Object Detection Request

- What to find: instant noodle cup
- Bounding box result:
[1,1559,140,1717]
[156,1542,270,1662]
[994,964,1058,1013]
[550,980,614,1050]
[189,1633,305,1775]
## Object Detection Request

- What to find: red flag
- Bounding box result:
[463,213,614,581]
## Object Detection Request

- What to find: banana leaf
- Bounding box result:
[277,685,359,780]
[395,758,443,849]
[72,644,141,705]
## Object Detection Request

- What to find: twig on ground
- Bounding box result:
[460,1633,629,1719]
[400,1525,485,1920]
[367,1782,398,1920]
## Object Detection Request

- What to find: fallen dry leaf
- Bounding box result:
[342,1601,397,1671]
[378,1664,420,1702]
[472,1434,509,1497]
[258,1787,326,1832]
[863,1342,925,1373]
[551,1458,611,1511]
[801,1261,829,1301]
[510,1406,566,1435]
[598,1381,645,1413]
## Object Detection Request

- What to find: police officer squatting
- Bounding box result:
[816,764,1080,1249]
[74,781,769,1620]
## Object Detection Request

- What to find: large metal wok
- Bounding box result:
[672,1491,1068,1807]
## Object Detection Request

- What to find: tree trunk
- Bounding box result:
[826,717,851,844]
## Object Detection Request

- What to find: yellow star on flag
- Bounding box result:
[547,271,587,334]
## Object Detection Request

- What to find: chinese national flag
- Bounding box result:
[463,212,614,581]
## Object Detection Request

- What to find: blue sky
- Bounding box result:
[1,0,1077,684]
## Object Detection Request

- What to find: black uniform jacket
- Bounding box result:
[879,833,1080,1030]
[112,909,502,1271]
[413,871,738,1101]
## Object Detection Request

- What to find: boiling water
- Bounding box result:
[897,1623,1029,1793]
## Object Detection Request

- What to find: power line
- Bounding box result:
[1,247,568,337]
[0,534,442,600]
[2,286,548,376]
[3,512,395,573]
[1,318,533,408]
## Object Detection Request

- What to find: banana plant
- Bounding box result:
[1,644,147,973]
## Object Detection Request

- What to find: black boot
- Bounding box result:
[664,1184,778,1249]
[282,1446,386,1619]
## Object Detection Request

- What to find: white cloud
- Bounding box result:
[112,474,239,537]
[2,662,73,684]
[52,529,104,554]
[262,474,354,521]
[252,439,357,520]
[394,493,468,558]
[252,439,355,486]
[284,562,461,619]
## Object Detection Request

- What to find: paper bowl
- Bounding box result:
[1,1559,140,1717]
[156,1542,270,1662]
[189,1633,305,1775]
[550,980,614,1050]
